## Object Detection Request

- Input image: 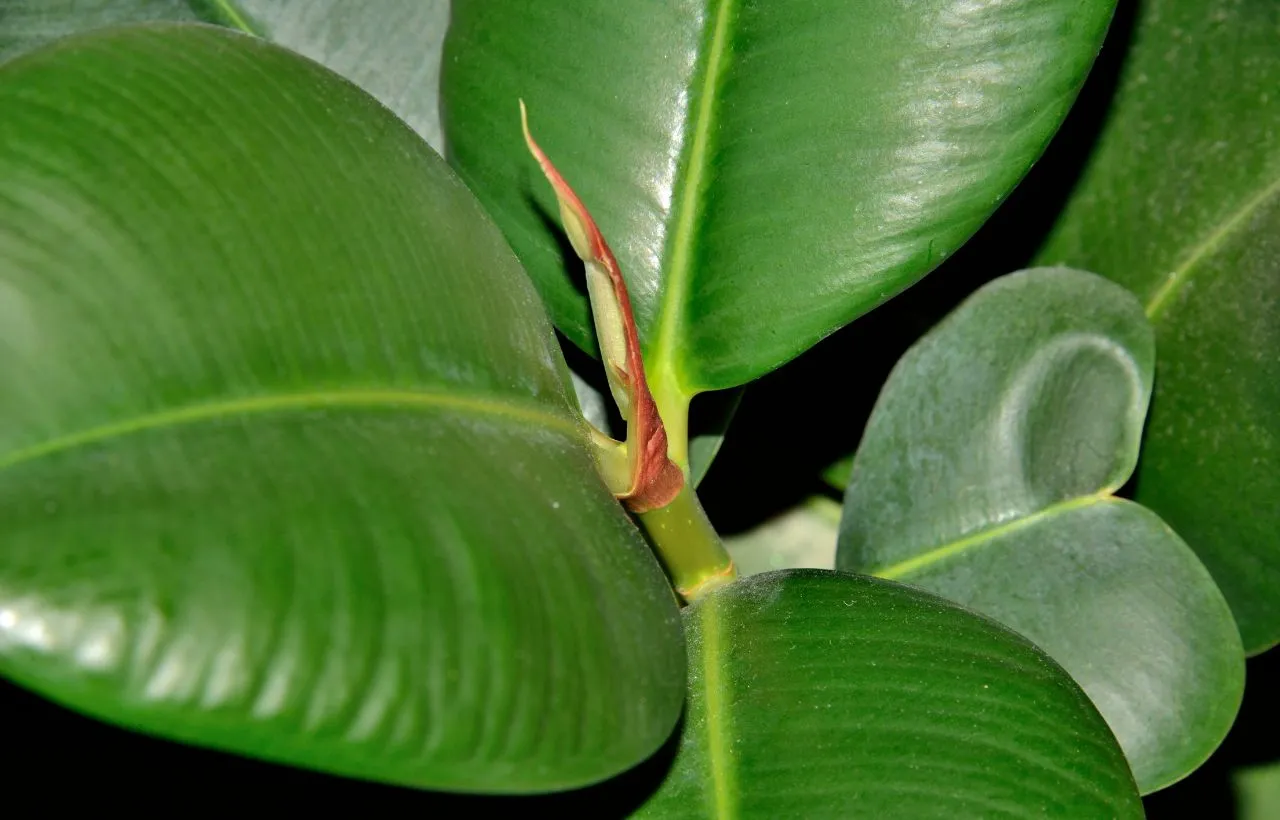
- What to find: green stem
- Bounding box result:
[654,372,692,472]
[635,368,735,601]
[638,479,736,603]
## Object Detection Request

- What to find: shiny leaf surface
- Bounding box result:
[636,570,1143,818]
[837,268,1244,792]
[0,24,684,793]
[442,0,1116,393]
[1036,0,1280,653]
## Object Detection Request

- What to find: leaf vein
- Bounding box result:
[1145,171,1280,321]
[649,0,736,389]
[701,598,737,820]
[870,493,1113,580]
[0,388,579,473]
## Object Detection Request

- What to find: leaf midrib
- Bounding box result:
[700,597,737,820]
[1144,171,1280,322]
[648,0,735,391]
[870,492,1113,580]
[0,388,578,474]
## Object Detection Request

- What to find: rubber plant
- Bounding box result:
[0,1,1269,817]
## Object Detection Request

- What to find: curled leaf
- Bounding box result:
[520,100,683,512]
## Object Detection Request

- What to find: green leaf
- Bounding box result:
[836,268,1244,793]
[0,0,196,62]
[1035,0,1280,654]
[196,0,450,152]
[0,24,684,793]
[441,0,1116,394]
[636,570,1143,818]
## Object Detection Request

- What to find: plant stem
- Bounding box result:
[638,478,736,603]
[655,374,692,472]
[637,368,735,601]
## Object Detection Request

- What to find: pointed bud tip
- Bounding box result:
[515,99,682,517]
[518,98,551,178]
[518,98,531,147]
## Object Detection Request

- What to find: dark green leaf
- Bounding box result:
[636,570,1143,818]
[0,24,684,793]
[442,0,1116,394]
[1035,0,1280,653]
[837,268,1244,792]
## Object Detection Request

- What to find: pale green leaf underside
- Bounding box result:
[724,496,838,577]
[200,0,450,152]
[838,268,1244,793]
[0,0,197,62]
[0,24,684,792]
[635,570,1143,818]
[0,1,451,153]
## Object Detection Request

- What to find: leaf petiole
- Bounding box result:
[638,481,736,603]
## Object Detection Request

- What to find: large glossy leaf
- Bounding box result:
[204,0,748,478]
[836,268,1244,793]
[210,0,736,481]
[442,0,1116,395]
[0,24,684,793]
[636,570,1143,818]
[1035,0,1280,653]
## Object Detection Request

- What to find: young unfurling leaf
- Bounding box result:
[520,101,683,513]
